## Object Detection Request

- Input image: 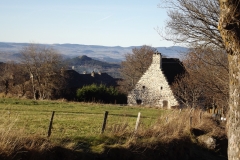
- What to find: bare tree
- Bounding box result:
[13,64,30,97]
[183,47,229,108]
[0,62,15,95]
[118,45,156,93]
[0,62,29,97]
[20,44,65,100]
[158,0,223,49]
[218,1,240,159]
[171,73,204,108]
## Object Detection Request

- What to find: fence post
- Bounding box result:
[8,111,10,119]
[134,112,141,133]
[48,111,55,137]
[189,116,192,129]
[101,111,109,134]
[199,111,202,124]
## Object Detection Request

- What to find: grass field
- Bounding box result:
[0,98,227,159]
[0,98,167,140]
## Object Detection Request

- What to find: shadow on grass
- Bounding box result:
[2,136,227,160]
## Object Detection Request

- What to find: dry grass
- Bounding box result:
[105,108,226,141]
[150,108,225,138]
[86,107,227,159]
[0,116,52,158]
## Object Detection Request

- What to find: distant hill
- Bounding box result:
[0,42,188,63]
[65,55,121,78]
[66,55,120,68]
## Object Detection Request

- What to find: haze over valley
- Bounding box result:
[0,42,188,63]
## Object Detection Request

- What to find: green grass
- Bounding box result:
[0,98,166,141]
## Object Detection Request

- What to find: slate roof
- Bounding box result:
[162,58,185,85]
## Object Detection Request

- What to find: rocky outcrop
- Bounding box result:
[197,135,217,149]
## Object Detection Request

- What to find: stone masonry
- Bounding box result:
[127,52,179,109]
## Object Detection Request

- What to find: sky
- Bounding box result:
[0,0,173,47]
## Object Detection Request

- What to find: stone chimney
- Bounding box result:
[152,51,162,69]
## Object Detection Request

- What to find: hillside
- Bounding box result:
[66,55,120,68]
[65,55,121,78]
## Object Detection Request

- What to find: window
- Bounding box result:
[136,99,142,105]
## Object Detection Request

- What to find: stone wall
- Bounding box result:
[127,52,178,108]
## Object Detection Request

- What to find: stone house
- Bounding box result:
[127,52,183,108]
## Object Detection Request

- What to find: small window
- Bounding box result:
[136,99,142,105]
[161,87,163,90]
[142,86,145,89]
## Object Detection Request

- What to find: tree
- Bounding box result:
[13,64,31,97]
[171,73,204,108]
[20,44,65,100]
[183,47,229,109]
[0,62,31,97]
[218,1,240,159]
[118,45,156,94]
[158,0,222,49]
[172,47,229,109]
[0,62,15,95]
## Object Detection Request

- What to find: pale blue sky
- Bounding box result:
[0,0,173,47]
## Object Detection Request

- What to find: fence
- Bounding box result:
[0,105,226,137]
[45,108,226,138]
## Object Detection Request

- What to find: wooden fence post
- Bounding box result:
[189,116,192,128]
[48,111,55,137]
[8,111,10,119]
[101,111,108,134]
[134,112,141,133]
[199,111,202,124]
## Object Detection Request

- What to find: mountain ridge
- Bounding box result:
[0,42,188,63]
[66,55,120,68]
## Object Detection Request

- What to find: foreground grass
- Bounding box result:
[0,98,227,160]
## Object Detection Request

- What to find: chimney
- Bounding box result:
[152,51,162,69]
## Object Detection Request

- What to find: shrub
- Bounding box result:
[76,84,127,104]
